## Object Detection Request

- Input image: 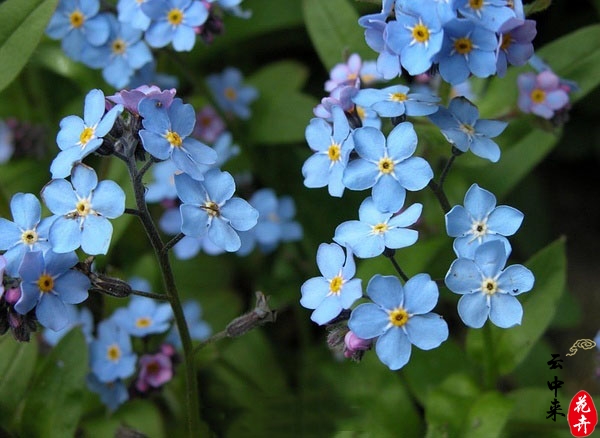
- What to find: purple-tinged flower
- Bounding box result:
[15,251,90,331]
[0,193,55,276]
[334,197,422,259]
[142,0,209,51]
[175,169,258,252]
[108,85,177,115]
[386,3,444,75]
[436,19,498,85]
[446,184,523,258]
[50,89,123,178]
[428,96,507,162]
[139,97,217,180]
[193,105,226,143]
[0,256,6,299]
[303,106,354,197]
[517,71,570,120]
[42,163,126,255]
[86,374,128,412]
[46,0,110,61]
[206,68,258,120]
[90,319,137,382]
[112,295,173,337]
[352,84,439,118]
[349,274,448,370]
[300,243,362,325]
[496,19,536,77]
[343,123,433,213]
[325,53,363,92]
[313,84,358,120]
[445,240,535,328]
[135,351,174,392]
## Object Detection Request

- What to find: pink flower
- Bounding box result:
[343,331,372,358]
[193,105,226,143]
[517,71,570,119]
[108,86,177,115]
[135,352,173,392]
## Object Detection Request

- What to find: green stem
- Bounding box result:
[124,157,206,437]
[482,323,498,390]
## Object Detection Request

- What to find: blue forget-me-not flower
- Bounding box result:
[206,67,258,120]
[112,295,173,337]
[352,84,439,118]
[90,319,137,382]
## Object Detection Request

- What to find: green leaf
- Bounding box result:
[247,60,318,144]
[505,388,572,437]
[0,336,37,429]
[20,329,88,438]
[302,0,373,71]
[466,238,566,376]
[524,0,553,16]
[80,400,165,438]
[0,0,59,92]
[462,392,514,437]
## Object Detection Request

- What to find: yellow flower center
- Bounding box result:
[76,199,92,217]
[378,157,395,174]
[530,88,546,104]
[389,307,409,327]
[469,0,484,10]
[165,130,183,148]
[329,275,344,295]
[328,143,341,162]
[167,8,184,26]
[224,87,237,101]
[454,37,473,55]
[79,126,95,146]
[371,223,388,234]
[481,278,498,295]
[500,34,512,51]
[389,92,407,102]
[107,344,121,362]
[69,10,85,28]
[37,274,54,293]
[356,105,366,120]
[135,317,152,328]
[21,229,38,245]
[203,201,220,217]
[412,23,430,43]
[112,38,127,55]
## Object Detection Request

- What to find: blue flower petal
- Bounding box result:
[389,203,422,227]
[498,264,535,296]
[403,273,438,314]
[37,294,70,331]
[445,205,472,237]
[348,303,389,339]
[372,176,405,213]
[310,296,343,325]
[375,327,411,370]
[71,164,98,197]
[83,89,105,126]
[473,240,508,278]
[383,228,418,250]
[463,184,496,221]
[203,169,235,204]
[169,99,195,137]
[305,118,332,151]
[457,293,489,328]
[405,313,448,350]
[489,294,523,328]
[470,136,501,162]
[367,274,403,309]
[300,277,330,309]
[175,173,206,205]
[180,204,209,237]
[81,215,113,255]
[54,270,90,304]
[387,122,417,161]
[487,206,524,235]
[139,130,171,160]
[92,181,126,218]
[220,197,258,231]
[50,147,86,179]
[316,242,345,279]
[208,217,240,252]
[343,159,378,190]
[10,193,41,229]
[353,127,386,161]
[394,157,433,191]
[445,258,481,293]
[49,218,81,253]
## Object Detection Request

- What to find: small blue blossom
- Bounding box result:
[445,240,535,328]
[446,183,524,258]
[139,97,217,181]
[396,0,456,25]
[42,305,94,346]
[42,163,126,255]
[86,374,129,412]
[303,106,354,197]
[145,160,180,203]
[349,274,448,370]
[206,67,258,119]
[352,84,439,118]
[46,0,110,61]
[358,16,401,80]
[334,197,422,259]
[90,319,137,382]
[166,300,212,348]
[496,19,536,77]
[435,19,498,85]
[456,0,516,32]
[0,193,55,276]
[0,119,14,163]
[428,97,507,162]
[175,169,258,252]
[112,295,173,337]
[142,0,209,51]
[50,89,123,178]
[15,251,90,331]
[343,122,433,213]
[386,3,444,75]
[300,243,362,325]
[243,188,303,253]
[118,0,151,30]
[80,14,153,89]
[159,208,225,258]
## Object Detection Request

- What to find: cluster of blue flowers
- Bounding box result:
[45,0,250,88]
[299,0,544,371]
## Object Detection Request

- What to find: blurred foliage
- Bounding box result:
[0,0,599,436]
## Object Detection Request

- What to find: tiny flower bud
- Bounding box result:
[225,292,276,338]
[4,287,21,305]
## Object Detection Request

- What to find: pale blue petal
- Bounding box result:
[394,157,433,191]
[445,205,472,237]
[372,176,405,213]
[463,184,496,220]
[376,327,411,370]
[302,154,331,189]
[340,278,362,308]
[54,271,90,304]
[37,294,70,331]
[445,258,481,294]
[49,218,81,253]
[220,197,258,231]
[489,294,523,328]
[498,264,535,295]
[353,127,386,161]
[300,277,330,309]
[50,147,86,179]
[342,159,378,190]
[0,219,21,250]
[81,215,113,255]
[316,243,345,279]
[180,204,209,237]
[92,181,126,218]
[41,179,78,215]
[474,240,507,278]
[203,169,235,204]
[389,203,422,227]
[305,118,332,152]
[208,217,240,252]
[487,206,524,235]
[470,136,501,162]
[71,164,98,196]
[405,313,448,350]
[383,228,418,250]
[348,303,389,339]
[310,297,343,325]
[403,273,438,314]
[367,275,403,309]
[387,122,417,161]
[457,293,489,328]
[175,173,206,205]
[83,89,106,126]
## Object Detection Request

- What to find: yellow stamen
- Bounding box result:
[389,307,409,327]
[378,157,394,174]
[167,8,184,26]
[329,276,343,295]
[165,130,183,147]
[112,38,127,55]
[21,229,38,245]
[224,87,237,101]
[389,92,407,102]
[79,127,95,146]
[530,89,546,104]
[372,223,388,234]
[454,37,473,55]
[136,317,152,328]
[107,344,121,361]
[69,10,85,28]
[37,274,54,293]
[481,278,498,295]
[469,0,484,10]
[328,143,341,162]
[412,23,430,43]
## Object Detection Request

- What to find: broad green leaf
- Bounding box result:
[303,0,373,71]
[466,238,566,376]
[80,400,165,438]
[20,329,88,438]
[524,0,553,16]
[0,336,37,428]
[0,0,59,92]
[425,373,481,437]
[505,388,572,437]
[247,60,318,144]
[462,392,513,437]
